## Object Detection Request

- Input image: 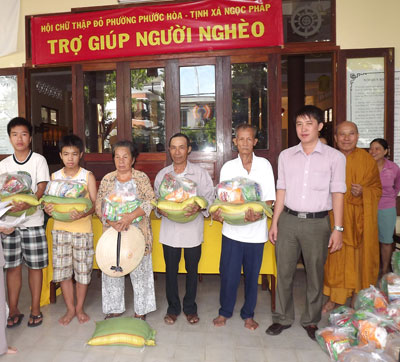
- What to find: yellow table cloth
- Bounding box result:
[41,214,277,306]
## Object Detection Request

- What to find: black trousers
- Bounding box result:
[162,244,201,315]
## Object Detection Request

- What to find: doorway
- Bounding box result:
[281,53,334,149]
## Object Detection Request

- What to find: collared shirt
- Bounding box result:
[154,161,214,248]
[379,158,400,210]
[276,141,346,212]
[220,154,276,244]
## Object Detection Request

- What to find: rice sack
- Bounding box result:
[87,317,156,347]
[0,172,39,216]
[152,196,208,223]
[41,195,92,222]
[102,192,143,224]
[209,200,272,225]
[1,193,40,217]
[210,178,272,225]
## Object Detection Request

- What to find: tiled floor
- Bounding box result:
[3,268,330,362]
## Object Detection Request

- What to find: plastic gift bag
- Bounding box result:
[216,177,261,204]
[0,172,32,196]
[316,326,356,361]
[102,192,142,224]
[329,306,358,338]
[391,251,400,275]
[386,300,400,327]
[339,344,396,362]
[159,174,197,202]
[353,311,399,349]
[329,306,356,328]
[45,180,87,198]
[384,333,400,361]
[381,273,400,302]
[355,285,389,313]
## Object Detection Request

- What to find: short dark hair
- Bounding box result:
[112,140,139,159]
[7,117,33,136]
[59,134,84,153]
[168,133,191,148]
[370,138,389,151]
[295,105,325,124]
[234,123,258,138]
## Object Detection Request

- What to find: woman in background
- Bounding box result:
[369,138,400,275]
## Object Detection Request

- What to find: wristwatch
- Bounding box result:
[333,225,344,232]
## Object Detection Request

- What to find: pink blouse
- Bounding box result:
[378,159,400,210]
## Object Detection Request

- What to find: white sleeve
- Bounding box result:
[219,163,229,183]
[261,161,276,201]
[37,156,50,183]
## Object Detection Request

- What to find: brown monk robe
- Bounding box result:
[323,122,382,309]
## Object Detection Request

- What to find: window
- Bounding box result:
[231,63,268,149]
[83,70,117,153]
[179,65,216,152]
[130,67,165,153]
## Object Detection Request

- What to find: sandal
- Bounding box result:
[134,313,146,321]
[164,313,177,325]
[104,313,122,320]
[185,313,199,324]
[7,314,24,328]
[27,313,43,327]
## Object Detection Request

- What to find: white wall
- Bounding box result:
[336,0,400,68]
[0,0,117,68]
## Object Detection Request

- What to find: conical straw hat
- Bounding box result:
[95,225,145,277]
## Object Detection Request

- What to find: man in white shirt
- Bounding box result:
[212,124,275,330]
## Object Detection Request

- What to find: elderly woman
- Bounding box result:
[95,140,156,319]
[369,138,400,275]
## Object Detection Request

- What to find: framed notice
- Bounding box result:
[346,57,385,148]
[0,75,18,154]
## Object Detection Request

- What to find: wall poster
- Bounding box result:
[0,75,18,154]
[346,57,385,148]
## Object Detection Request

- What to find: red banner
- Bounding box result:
[31,0,283,65]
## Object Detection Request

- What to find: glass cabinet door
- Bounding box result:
[130,67,166,153]
[180,65,216,152]
[83,70,117,153]
[231,62,268,149]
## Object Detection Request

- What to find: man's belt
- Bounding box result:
[284,206,328,219]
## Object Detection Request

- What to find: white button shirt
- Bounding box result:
[220,154,275,243]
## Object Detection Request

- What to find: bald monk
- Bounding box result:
[323,121,382,312]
